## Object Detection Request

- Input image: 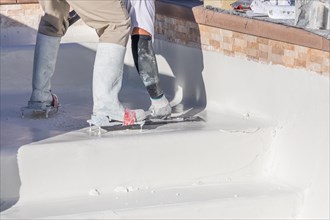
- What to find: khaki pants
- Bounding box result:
[38,0,130,46]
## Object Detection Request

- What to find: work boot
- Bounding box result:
[88,43,146,127]
[29,33,61,108]
[28,93,59,110]
[149,95,171,119]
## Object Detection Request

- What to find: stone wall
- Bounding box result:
[155,14,329,76]
[1,1,329,76]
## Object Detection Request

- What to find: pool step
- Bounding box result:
[15,121,274,203]
[1,113,290,219]
[1,180,301,219]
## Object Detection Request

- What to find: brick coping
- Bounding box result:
[156,0,330,52]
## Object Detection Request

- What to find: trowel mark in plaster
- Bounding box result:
[219,127,262,134]
[190,153,263,182]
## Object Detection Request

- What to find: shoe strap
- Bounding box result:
[51,94,59,108]
[123,109,136,126]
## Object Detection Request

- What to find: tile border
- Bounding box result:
[155,1,330,52]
